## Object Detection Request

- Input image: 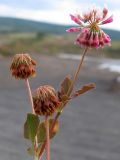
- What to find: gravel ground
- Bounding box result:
[0,54,120,160]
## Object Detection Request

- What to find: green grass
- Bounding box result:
[0,32,120,58]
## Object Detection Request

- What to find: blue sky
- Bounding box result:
[0,0,120,30]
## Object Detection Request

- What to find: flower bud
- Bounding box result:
[103,6,108,19]
[10,53,36,79]
[32,85,61,116]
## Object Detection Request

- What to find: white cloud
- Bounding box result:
[106,0,120,3]
[105,10,120,31]
[0,4,14,15]
[0,3,119,31]
[0,3,74,24]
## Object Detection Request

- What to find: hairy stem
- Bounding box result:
[67,47,88,96]
[45,116,50,160]
[39,112,60,159]
[25,79,35,114]
[38,47,88,159]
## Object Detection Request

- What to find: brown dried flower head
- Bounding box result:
[10,53,36,79]
[32,85,61,116]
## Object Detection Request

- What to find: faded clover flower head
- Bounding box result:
[66,5,113,48]
[32,85,61,116]
[10,53,36,79]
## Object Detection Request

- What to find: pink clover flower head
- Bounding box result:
[67,5,113,48]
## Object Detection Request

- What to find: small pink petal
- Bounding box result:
[88,33,94,46]
[89,33,100,48]
[102,32,111,44]
[76,28,91,47]
[77,14,84,22]
[102,15,113,24]
[92,33,99,48]
[66,27,81,32]
[70,14,83,25]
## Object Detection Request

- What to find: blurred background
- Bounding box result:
[0,0,120,160]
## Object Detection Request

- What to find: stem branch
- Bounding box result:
[38,47,88,159]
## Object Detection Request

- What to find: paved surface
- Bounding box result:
[0,54,120,160]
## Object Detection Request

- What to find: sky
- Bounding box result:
[0,0,120,31]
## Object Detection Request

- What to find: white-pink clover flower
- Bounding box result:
[66,5,113,48]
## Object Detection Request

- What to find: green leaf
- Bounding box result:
[37,119,59,143]
[61,75,72,96]
[60,95,70,103]
[27,143,42,157]
[49,119,59,139]
[27,146,34,156]
[36,122,46,143]
[24,113,40,142]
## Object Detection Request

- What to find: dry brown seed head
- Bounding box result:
[32,85,61,116]
[10,53,36,79]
